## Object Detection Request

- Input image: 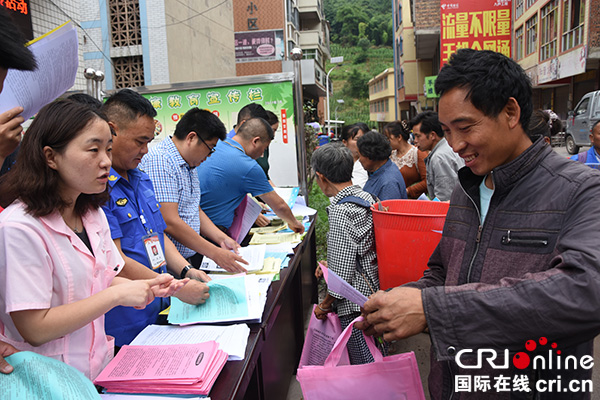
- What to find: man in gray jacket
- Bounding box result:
[411,111,463,201]
[358,48,600,399]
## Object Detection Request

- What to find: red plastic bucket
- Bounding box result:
[371,200,449,290]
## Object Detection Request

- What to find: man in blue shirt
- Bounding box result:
[101,90,210,346]
[198,118,304,233]
[140,108,248,272]
[571,120,600,165]
[357,131,407,201]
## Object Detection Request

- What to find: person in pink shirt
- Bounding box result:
[0,100,186,380]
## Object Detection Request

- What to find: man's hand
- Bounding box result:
[289,218,305,234]
[0,106,25,159]
[255,214,270,227]
[355,287,426,342]
[0,340,18,374]
[220,237,241,254]
[186,268,211,282]
[213,247,248,273]
[174,280,210,305]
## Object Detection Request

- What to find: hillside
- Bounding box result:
[323,0,394,129]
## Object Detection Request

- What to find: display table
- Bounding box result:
[209,217,317,400]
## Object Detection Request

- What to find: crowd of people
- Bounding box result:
[313,48,600,400]
[2,5,600,399]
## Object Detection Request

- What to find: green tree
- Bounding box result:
[332,5,370,45]
[358,37,370,52]
[358,22,367,39]
[344,68,369,98]
[381,31,389,46]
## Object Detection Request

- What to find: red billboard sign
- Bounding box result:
[1,0,33,40]
[440,0,512,67]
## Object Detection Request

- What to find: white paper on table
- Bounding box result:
[291,202,317,217]
[264,242,295,254]
[274,187,299,209]
[200,244,266,272]
[321,263,368,307]
[0,22,78,120]
[130,324,250,361]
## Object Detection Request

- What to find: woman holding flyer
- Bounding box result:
[0,100,186,379]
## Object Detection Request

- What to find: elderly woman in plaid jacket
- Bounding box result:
[312,143,380,365]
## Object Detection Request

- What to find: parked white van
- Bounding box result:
[565,90,600,154]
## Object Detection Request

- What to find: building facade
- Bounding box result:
[79,0,236,91]
[231,0,331,121]
[515,0,599,119]
[390,0,600,122]
[391,0,440,121]
[368,68,395,131]
[6,0,330,113]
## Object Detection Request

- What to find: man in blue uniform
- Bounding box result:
[101,89,210,346]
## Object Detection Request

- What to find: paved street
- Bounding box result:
[553,143,589,158]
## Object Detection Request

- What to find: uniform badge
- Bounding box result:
[108,175,118,181]
[116,198,128,206]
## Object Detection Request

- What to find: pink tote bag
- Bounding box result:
[299,305,349,368]
[297,316,426,400]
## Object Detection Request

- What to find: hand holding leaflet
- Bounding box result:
[2,351,100,400]
[320,262,368,307]
[0,22,79,121]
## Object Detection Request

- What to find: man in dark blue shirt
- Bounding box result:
[357,131,407,201]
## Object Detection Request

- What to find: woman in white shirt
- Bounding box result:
[340,123,369,188]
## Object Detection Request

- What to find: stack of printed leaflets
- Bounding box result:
[168,274,272,325]
[94,342,227,395]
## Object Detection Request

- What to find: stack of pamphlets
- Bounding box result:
[168,274,272,325]
[94,342,227,395]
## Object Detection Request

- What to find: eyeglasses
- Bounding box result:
[198,136,216,154]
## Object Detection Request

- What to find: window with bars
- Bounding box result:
[540,0,558,61]
[526,0,537,8]
[525,15,537,55]
[112,56,144,89]
[515,0,524,19]
[515,25,524,59]
[109,0,142,47]
[562,0,585,51]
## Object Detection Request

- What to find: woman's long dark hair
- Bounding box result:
[384,120,411,142]
[0,100,110,217]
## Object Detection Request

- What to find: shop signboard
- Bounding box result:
[424,76,439,98]
[538,45,587,84]
[140,76,298,186]
[440,0,511,66]
[235,30,284,63]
